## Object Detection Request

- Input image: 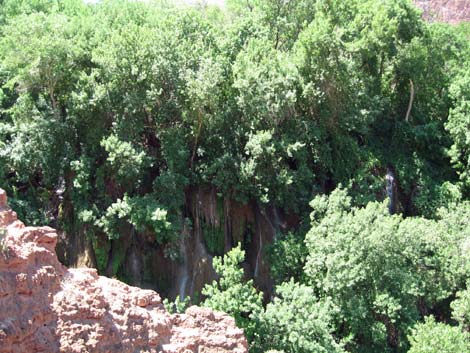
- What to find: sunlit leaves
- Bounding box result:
[202,245,263,342]
[305,189,470,352]
[254,280,345,353]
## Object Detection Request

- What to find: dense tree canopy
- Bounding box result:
[1,0,470,352]
[305,189,470,352]
[1,0,467,223]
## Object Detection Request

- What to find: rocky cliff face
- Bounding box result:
[0,188,248,353]
[414,0,470,23]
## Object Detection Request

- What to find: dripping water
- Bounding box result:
[386,166,397,215]
[272,207,282,239]
[255,206,279,279]
[260,206,277,239]
[254,227,262,279]
[177,217,192,301]
[178,237,189,300]
[129,227,141,285]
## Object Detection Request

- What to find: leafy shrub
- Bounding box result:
[163,296,191,314]
[266,231,308,284]
[305,188,470,352]
[0,227,6,253]
[202,245,263,342]
[253,280,345,353]
[408,317,470,353]
[451,285,470,331]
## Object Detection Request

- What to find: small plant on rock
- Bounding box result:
[163,296,191,314]
[0,227,7,254]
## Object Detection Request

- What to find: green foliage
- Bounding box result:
[96,196,132,240]
[413,181,462,218]
[434,202,470,283]
[202,245,263,342]
[163,296,191,314]
[96,194,173,242]
[0,227,6,253]
[407,317,470,353]
[446,69,470,192]
[1,0,465,236]
[253,280,345,353]
[100,135,147,188]
[451,285,470,330]
[127,195,173,242]
[6,195,49,226]
[1,2,470,352]
[267,231,308,284]
[305,188,470,352]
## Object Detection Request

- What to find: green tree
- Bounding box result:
[451,285,470,331]
[305,188,470,352]
[408,317,470,353]
[266,230,308,284]
[253,280,345,353]
[202,245,263,342]
[446,69,470,193]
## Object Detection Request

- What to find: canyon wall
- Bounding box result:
[0,188,248,353]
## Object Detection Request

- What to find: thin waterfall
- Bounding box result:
[188,188,213,296]
[254,227,262,279]
[178,238,189,300]
[386,166,397,215]
[128,226,142,286]
[255,206,278,279]
[260,206,277,238]
[272,207,281,239]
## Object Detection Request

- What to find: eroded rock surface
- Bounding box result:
[0,188,247,353]
[415,0,470,24]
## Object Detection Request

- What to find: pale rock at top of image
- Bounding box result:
[414,0,470,24]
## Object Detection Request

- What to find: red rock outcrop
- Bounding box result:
[414,0,470,24]
[0,188,247,353]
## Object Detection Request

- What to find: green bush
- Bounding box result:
[253,280,345,353]
[408,317,470,353]
[305,188,470,352]
[202,245,263,343]
[451,285,470,331]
